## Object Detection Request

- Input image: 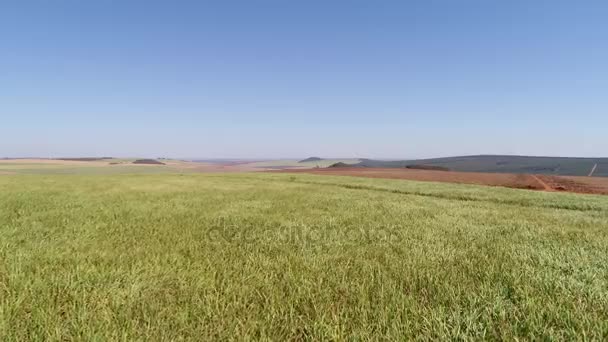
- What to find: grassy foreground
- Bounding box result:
[1,173,608,340]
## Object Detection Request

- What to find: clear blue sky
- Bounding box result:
[2,0,607,159]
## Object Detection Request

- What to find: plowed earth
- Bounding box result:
[279,167,608,195]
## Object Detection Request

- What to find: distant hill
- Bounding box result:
[354,155,608,177]
[298,157,323,163]
[328,162,354,168]
[132,159,166,165]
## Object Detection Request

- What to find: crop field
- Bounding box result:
[284,167,608,195]
[0,159,251,174]
[0,158,361,174]
[0,159,175,175]
[1,172,608,339]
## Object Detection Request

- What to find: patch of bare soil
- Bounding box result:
[277,167,608,195]
[531,175,553,191]
[537,175,608,195]
[279,168,542,190]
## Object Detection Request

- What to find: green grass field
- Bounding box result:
[1,172,608,340]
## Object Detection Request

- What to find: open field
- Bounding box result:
[1,172,608,339]
[4,159,607,195]
[282,167,608,195]
[0,159,260,174]
[225,158,361,169]
[0,158,360,174]
[539,175,608,195]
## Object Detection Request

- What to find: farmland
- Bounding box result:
[1,171,608,339]
[197,158,362,169]
[284,167,608,195]
[355,155,608,177]
[0,158,361,174]
[0,159,255,174]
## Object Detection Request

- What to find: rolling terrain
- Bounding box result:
[0,158,363,174]
[284,167,608,195]
[0,158,271,174]
[354,155,608,177]
[3,157,607,195]
[195,158,361,169]
[1,172,608,339]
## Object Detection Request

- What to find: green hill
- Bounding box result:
[298,157,323,163]
[356,155,608,176]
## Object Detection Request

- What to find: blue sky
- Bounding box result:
[2,0,607,159]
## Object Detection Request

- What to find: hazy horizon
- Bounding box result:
[4,153,608,161]
[2,1,607,158]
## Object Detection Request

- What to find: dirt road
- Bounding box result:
[589,163,598,177]
[531,175,553,191]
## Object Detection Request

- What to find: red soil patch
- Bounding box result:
[531,175,553,191]
[536,175,608,195]
[278,167,608,195]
